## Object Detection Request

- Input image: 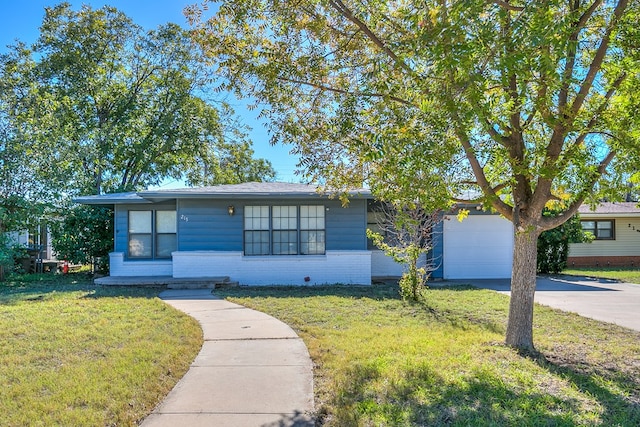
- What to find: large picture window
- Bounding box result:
[581,220,614,240]
[128,210,176,258]
[244,205,325,255]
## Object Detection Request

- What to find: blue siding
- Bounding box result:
[177,197,368,252]
[178,199,243,251]
[326,199,367,250]
[115,197,368,254]
[114,205,128,253]
[430,220,444,279]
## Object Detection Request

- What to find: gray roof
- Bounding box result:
[578,202,640,215]
[73,192,150,205]
[74,182,372,205]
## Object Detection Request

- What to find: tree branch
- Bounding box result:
[491,0,525,12]
[327,0,415,76]
[454,125,513,220]
[541,149,617,230]
[570,0,628,117]
[277,76,417,107]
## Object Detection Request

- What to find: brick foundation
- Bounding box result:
[567,256,640,268]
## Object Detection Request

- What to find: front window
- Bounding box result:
[300,205,325,254]
[128,210,176,258]
[244,205,325,255]
[581,220,614,240]
[156,211,177,257]
[244,206,270,255]
[272,206,298,255]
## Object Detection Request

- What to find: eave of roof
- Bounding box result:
[74,182,372,205]
[73,192,151,205]
[578,202,640,216]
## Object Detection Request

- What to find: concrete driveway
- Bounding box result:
[451,275,640,332]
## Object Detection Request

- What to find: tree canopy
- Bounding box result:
[1,2,275,201]
[188,0,640,350]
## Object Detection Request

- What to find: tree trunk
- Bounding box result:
[505,227,539,352]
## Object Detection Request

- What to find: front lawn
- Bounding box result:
[563,267,640,284]
[218,284,640,426]
[0,273,202,426]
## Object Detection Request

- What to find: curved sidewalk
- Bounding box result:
[141,289,315,427]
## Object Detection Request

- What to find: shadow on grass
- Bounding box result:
[535,352,640,425]
[216,282,403,301]
[330,356,639,426]
[218,282,508,335]
[0,273,163,305]
[216,282,483,301]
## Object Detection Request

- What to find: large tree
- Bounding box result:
[1,2,275,197]
[1,41,64,253]
[188,0,640,351]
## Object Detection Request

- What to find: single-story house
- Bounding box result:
[568,202,640,267]
[75,182,516,285]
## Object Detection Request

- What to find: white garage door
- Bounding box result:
[443,215,514,279]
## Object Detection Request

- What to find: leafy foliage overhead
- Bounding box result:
[188,0,640,222]
[1,2,275,199]
[187,0,640,350]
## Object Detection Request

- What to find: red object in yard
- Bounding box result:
[63,260,69,274]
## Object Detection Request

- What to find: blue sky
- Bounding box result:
[0,0,301,186]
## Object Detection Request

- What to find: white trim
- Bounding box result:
[371,249,428,277]
[109,252,173,276]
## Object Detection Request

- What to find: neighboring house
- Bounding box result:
[75,182,516,285]
[6,226,56,260]
[568,202,640,267]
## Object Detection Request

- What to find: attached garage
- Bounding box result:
[443,214,514,279]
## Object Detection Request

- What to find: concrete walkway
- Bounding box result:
[141,289,314,427]
[453,275,640,332]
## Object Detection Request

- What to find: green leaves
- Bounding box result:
[537,209,592,274]
[189,0,639,225]
[50,205,113,272]
[2,3,275,198]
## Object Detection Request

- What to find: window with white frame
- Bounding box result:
[272,206,298,255]
[581,220,614,240]
[300,205,325,254]
[128,210,176,258]
[244,206,270,255]
[243,205,325,255]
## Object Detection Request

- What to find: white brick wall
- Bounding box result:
[371,250,429,278]
[371,250,403,277]
[109,252,173,276]
[172,250,372,285]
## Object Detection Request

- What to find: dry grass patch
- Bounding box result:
[0,273,202,426]
[218,283,640,426]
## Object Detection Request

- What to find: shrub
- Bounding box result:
[537,210,592,274]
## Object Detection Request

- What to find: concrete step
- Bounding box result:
[214,281,240,289]
[96,276,232,288]
[167,277,231,290]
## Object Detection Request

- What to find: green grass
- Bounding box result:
[563,267,640,284]
[0,273,202,426]
[218,283,640,426]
